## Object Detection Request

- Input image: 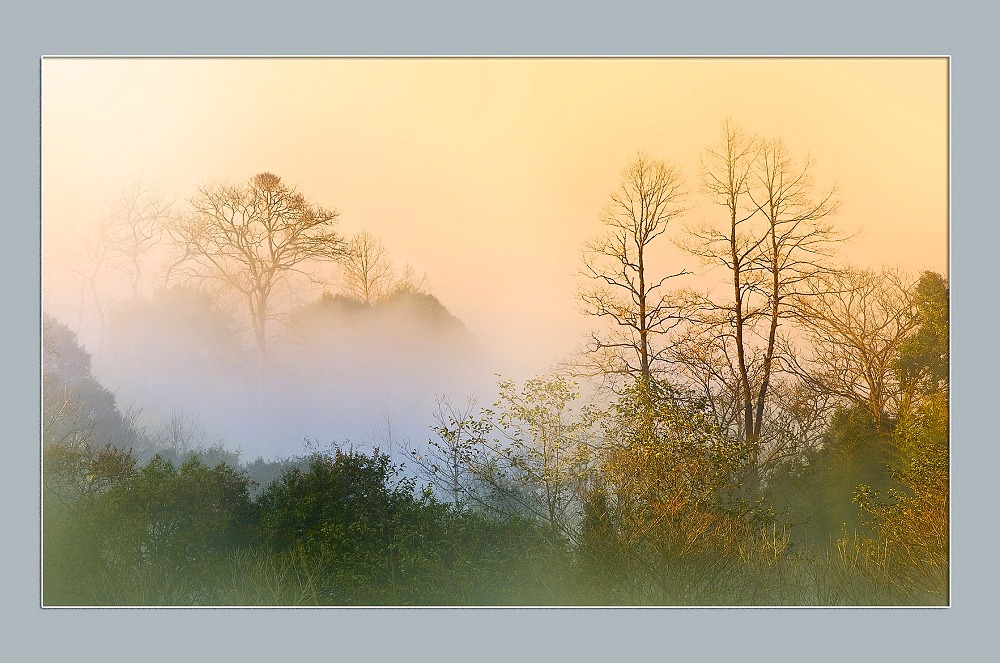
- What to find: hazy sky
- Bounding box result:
[42,57,948,375]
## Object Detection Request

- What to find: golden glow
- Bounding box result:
[42,58,948,370]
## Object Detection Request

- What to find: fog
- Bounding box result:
[42,174,570,462]
[42,57,949,462]
[74,281,496,461]
[42,58,951,608]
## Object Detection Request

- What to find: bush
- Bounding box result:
[44,455,253,605]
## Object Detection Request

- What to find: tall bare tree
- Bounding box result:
[682,121,842,483]
[580,153,689,386]
[748,137,841,448]
[168,172,346,362]
[681,120,765,458]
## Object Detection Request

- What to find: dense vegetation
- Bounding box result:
[43,126,949,606]
[42,269,948,604]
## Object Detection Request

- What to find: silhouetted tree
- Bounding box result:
[63,179,172,342]
[65,216,116,346]
[580,152,688,386]
[168,173,346,362]
[681,120,842,485]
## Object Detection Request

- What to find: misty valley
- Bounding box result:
[43,117,948,606]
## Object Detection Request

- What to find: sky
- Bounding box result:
[42,57,949,388]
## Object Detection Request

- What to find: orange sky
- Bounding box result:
[42,57,949,374]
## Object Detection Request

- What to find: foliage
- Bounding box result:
[44,455,254,605]
[242,454,311,497]
[414,375,600,545]
[43,315,130,449]
[413,397,493,507]
[254,446,571,605]
[43,441,137,505]
[283,289,476,383]
[578,378,752,603]
[853,350,949,602]
[293,288,468,339]
[41,127,948,606]
[768,271,949,603]
[848,273,949,604]
[896,271,949,395]
[490,375,597,535]
[766,405,899,544]
[255,448,461,603]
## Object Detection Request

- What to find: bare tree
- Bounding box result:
[755,380,837,471]
[681,121,842,484]
[108,178,172,298]
[42,383,95,448]
[167,173,347,362]
[60,180,170,347]
[580,153,689,386]
[669,324,828,475]
[147,408,224,461]
[391,262,430,296]
[669,323,747,434]
[341,230,395,304]
[65,215,117,345]
[750,138,841,438]
[683,121,764,448]
[785,267,917,425]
